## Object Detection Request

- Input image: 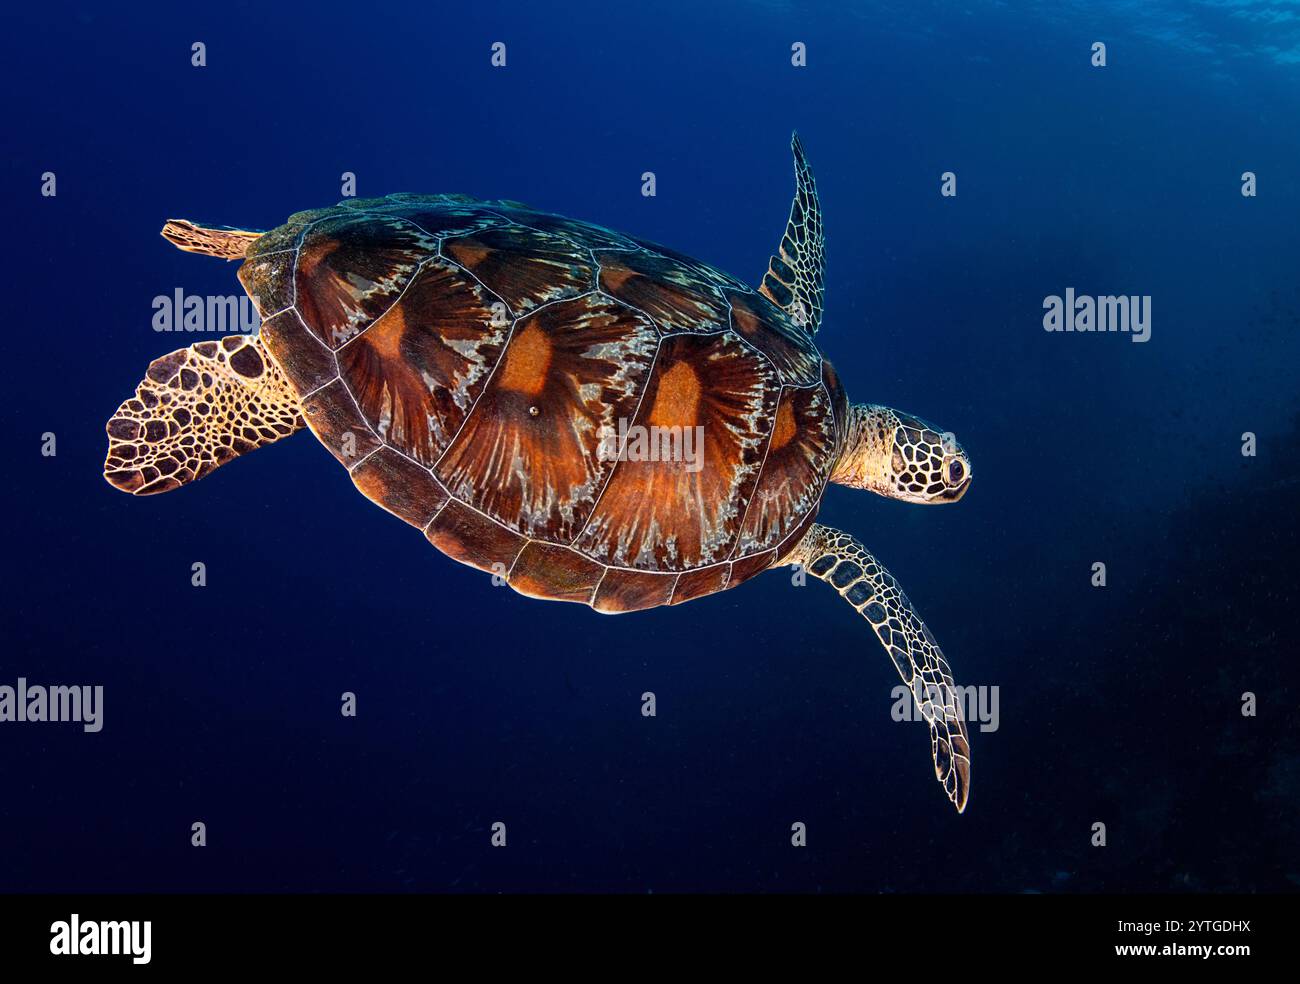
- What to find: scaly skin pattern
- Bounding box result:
[830,403,971,503]
[759,133,825,334]
[785,523,972,812]
[103,336,304,495]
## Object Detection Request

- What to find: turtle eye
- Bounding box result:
[947,459,965,485]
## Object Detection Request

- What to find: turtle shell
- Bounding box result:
[238,195,848,612]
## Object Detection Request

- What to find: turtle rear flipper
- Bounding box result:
[104,336,304,495]
[161,220,264,260]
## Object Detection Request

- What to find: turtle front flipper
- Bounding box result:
[760,132,826,334]
[104,336,304,495]
[785,523,971,812]
[161,219,264,260]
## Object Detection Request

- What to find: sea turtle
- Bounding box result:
[103,135,974,810]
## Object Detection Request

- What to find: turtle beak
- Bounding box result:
[943,474,972,502]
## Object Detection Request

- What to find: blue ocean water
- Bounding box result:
[4,1,1298,892]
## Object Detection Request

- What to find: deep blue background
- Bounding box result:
[4,1,1298,892]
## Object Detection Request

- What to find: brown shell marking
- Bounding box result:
[628,235,753,293]
[425,499,526,573]
[734,383,837,555]
[258,309,337,396]
[819,358,852,459]
[573,331,779,571]
[508,541,605,603]
[490,206,641,251]
[591,569,676,613]
[435,294,659,541]
[668,563,730,606]
[725,288,822,386]
[443,225,594,316]
[596,250,731,335]
[337,259,505,466]
[350,447,449,528]
[355,202,499,241]
[238,249,296,317]
[293,214,438,348]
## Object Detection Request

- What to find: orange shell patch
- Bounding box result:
[497,324,553,395]
[769,398,797,451]
[647,361,701,429]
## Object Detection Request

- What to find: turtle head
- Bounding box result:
[830,403,972,504]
